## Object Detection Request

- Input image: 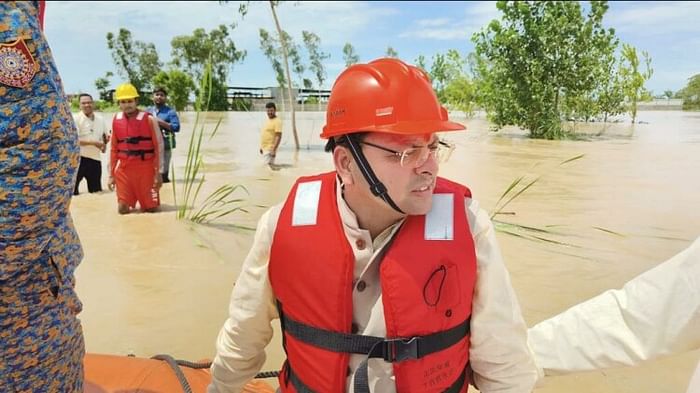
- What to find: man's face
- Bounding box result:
[266,107,276,119]
[153,91,166,106]
[79,96,94,116]
[119,99,138,115]
[352,132,439,217]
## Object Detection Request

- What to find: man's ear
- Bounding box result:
[333,146,355,186]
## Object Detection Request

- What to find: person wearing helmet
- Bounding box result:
[209,58,537,393]
[109,83,164,214]
[1,2,85,391]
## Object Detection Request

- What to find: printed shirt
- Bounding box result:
[260,116,282,152]
[73,111,109,161]
[208,179,538,393]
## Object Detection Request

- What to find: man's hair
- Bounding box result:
[78,93,93,101]
[153,86,167,96]
[265,102,276,110]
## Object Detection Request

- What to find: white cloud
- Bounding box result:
[606,1,700,35]
[399,2,499,41]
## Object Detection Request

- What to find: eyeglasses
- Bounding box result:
[359,139,455,168]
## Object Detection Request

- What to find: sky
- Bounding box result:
[44,1,700,98]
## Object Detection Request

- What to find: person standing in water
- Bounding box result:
[147,86,180,183]
[73,93,110,195]
[1,1,85,391]
[209,58,537,392]
[108,82,164,214]
[259,101,282,168]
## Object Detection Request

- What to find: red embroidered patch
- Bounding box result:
[0,38,38,88]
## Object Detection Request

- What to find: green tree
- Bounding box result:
[302,31,330,90]
[385,46,398,58]
[170,25,246,111]
[342,42,359,67]
[619,43,653,124]
[427,50,476,116]
[663,90,674,100]
[677,74,700,110]
[106,28,162,103]
[152,69,195,111]
[259,29,286,87]
[473,1,620,139]
[94,71,113,102]
[415,55,427,72]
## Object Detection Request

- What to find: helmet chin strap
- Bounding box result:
[343,134,405,215]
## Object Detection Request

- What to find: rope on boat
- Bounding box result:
[151,354,281,393]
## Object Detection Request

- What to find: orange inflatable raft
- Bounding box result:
[83,353,276,393]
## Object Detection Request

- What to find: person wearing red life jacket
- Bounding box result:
[108,83,164,214]
[208,58,538,393]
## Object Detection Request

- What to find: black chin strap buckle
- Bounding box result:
[369,181,387,197]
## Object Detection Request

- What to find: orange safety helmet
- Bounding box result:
[321,58,465,139]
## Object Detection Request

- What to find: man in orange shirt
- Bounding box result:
[108,83,163,214]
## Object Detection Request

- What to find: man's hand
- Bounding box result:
[108,175,115,191]
[153,172,163,190]
[157,118,169,129]
[94,141,106,153]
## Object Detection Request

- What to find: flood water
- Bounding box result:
[71,110,700,392]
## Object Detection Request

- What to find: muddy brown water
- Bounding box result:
[71,110,700,392]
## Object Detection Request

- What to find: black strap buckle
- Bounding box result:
[383,336,421,362]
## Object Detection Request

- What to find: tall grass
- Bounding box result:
[490,154,586,246]
[172,61,250,226]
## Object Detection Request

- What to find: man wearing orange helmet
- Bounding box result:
[109,83,164,214]
[209,58,538,393]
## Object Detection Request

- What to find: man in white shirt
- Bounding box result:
[73,93,110,195]
[529,236,700,393]
[208,58,538,393]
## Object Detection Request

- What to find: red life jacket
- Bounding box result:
[269,171,477,393]
[112,111,156,161]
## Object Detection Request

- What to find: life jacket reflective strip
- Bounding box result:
[269,171,477,392]
[113,111,155,161]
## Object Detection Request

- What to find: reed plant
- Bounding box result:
[172,61,250,226]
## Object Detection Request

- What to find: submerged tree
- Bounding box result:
[619,43,653,124]
[677,74,700,110]
[473,1,622,139]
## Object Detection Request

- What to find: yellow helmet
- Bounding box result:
[114,83,139,101]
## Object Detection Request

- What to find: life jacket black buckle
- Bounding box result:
[383,336,420,362]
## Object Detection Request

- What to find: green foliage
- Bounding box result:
[385,46,398,58]
[153,69,196,111]
[106,28,162,104]
[259,28,286,87]
[619,43,653,123]
[425,50,476,116]
[302,31,330,89]
[472,1,622,139]
[282,30,305,88]
[170,25,246,112]
[415,55,427,72]
[342,42,360,67]
[194,62,230,111]
[94,71,113,102]
[678,74,700,110]
[231,98,253,111]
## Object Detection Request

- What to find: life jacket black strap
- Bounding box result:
[117,149,155,160]
[117,136,152,144]
[280,308,470,393]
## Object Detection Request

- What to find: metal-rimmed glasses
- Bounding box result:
[359,139,455,168]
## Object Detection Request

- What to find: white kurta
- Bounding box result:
[209,180,538,393]
[528,237,700,392]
